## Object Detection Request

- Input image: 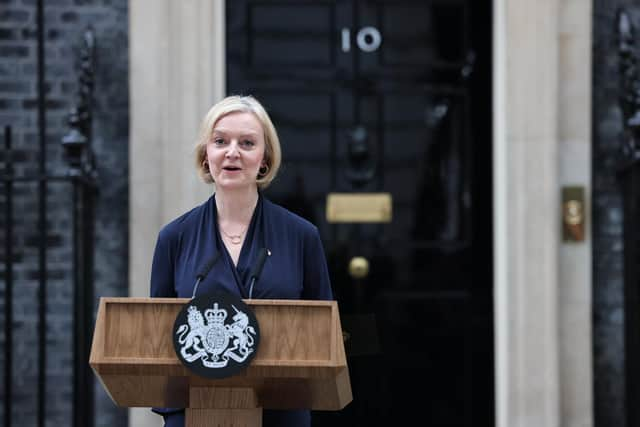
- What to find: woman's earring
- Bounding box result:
[258,164,269,177]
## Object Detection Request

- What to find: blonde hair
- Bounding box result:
[195,95,281,189]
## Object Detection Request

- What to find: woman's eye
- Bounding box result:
[213,138,225,145]
[241,140,255,147]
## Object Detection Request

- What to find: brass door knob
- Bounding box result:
[348,256,369,279]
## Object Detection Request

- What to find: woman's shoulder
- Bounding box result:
[262,197,319,236]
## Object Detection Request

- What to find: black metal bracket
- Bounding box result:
[62,27,97,181]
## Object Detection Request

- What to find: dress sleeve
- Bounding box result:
[150,227,177,298]
[302,226,333,300]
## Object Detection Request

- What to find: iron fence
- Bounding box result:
[1,2,98,425]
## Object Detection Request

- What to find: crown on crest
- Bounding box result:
[205,303,227,324]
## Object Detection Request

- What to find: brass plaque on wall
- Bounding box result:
[326,193,392,223]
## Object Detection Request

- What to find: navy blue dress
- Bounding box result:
[150,194,333,427]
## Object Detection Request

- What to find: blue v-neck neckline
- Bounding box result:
[212,193,262,297]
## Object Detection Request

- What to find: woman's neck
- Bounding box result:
[215,186,259,224]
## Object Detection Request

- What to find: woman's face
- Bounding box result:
[206,112,266,191]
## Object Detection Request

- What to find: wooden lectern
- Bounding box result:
[90,298,352,427]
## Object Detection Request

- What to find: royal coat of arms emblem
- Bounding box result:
[172,291,260,379]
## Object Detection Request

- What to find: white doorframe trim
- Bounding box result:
[493,0,561,425]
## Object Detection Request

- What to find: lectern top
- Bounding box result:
[90,297,352,410]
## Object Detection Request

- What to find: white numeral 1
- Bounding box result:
[341,28,351,52]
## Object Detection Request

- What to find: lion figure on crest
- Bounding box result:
[176,306,208,362]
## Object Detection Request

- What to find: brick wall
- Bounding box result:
[0,1,128,426]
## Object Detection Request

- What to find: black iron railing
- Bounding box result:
[1,5,98,426]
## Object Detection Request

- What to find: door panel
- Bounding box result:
[371,2,469,67]
[250,4,335,67]
[227,1,493,425]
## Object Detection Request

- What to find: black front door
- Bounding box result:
[227,1,493,425]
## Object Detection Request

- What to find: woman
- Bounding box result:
[150,95,333,427]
